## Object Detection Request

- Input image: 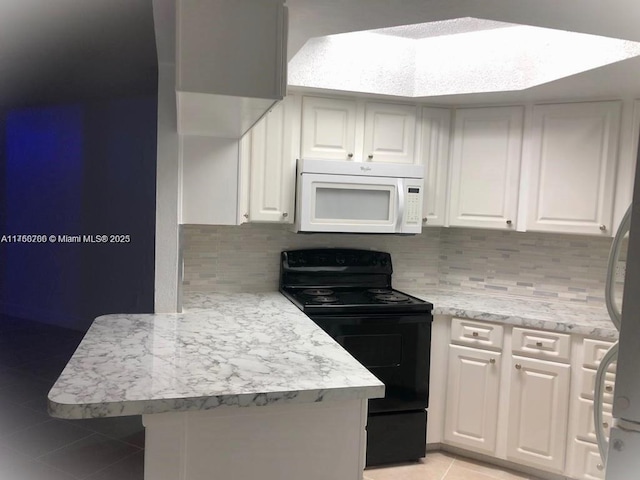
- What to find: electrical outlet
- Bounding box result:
[615,261,626,283]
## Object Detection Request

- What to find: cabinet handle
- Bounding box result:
[367,154,374,160]
[489,358,496,364]
[605,385,613,392]
[597,463,604,471]
[347,153,354,159]
[600,224,607,231]
[536,341,543,347]
[282,212,288,218]
[506,220,512,226]
[472,331,479,337]
[243,213,249,219]
[515,363,522,370]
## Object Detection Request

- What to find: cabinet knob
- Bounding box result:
[605,385,613,392]
[600,224,607,231]
[243,213,249,219]
[347,153,354,159]
[603,422,609,429]
[515,363,522,370]
[472,331,479,337]
[489,358,496,364]
[367,154,374,160]
[282,212,288,218]
[506,220,512,226]
[536,341,543,347]
[597,464,604,471]
[422,217,428,223]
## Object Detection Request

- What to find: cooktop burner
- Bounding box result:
[375,293,410,303]
[367,288,392,294]
[303,288,334,296]
[310,295,339,304]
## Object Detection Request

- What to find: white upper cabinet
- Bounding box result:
[176,0,287,138]
[240,96,300,223]
[301,96,357,161]
[420,107,451,227]
[300,96,419,164]
[526,101,621,236]
[363,103,418,164]
[449,106,524,230]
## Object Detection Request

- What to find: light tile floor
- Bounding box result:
[2,314,545,480]
[366,451,545,480]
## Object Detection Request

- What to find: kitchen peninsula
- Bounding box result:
[48,293,384,480]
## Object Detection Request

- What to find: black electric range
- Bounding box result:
[280,248,433,466]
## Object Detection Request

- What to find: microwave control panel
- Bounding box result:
[405,186,422,224]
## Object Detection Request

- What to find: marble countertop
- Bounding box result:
[407,288,618,340]
[48,293,384,419]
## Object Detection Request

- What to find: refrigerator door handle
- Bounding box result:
[595,342,619,466]
[606,205,632,331]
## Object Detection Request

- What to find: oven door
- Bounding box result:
[310,313,431,413]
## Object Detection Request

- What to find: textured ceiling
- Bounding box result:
[286,0,640,103]
[288,19,640,97]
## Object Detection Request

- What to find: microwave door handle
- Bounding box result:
[396,180,405,232]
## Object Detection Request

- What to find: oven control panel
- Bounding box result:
[282,249,392,271]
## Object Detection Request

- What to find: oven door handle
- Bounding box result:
[396,179,405,232]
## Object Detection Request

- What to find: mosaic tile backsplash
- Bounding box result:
[182,224,441,294]
[182,224,618,306]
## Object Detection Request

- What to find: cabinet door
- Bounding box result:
[301,96,357,161]
[420,107,451,227]
[444,344,501,455]
[363,102,417,164]
[571,440,606,480]
[176,0,286,137]
[507,355,571,473]
[527,101,621,235]
[247,98,297,223]
[448,106,523,229]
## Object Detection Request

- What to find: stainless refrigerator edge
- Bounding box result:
[605,142,640,478]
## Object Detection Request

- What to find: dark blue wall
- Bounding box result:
[0,96,157,330]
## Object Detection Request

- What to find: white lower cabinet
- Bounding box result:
[572,440,607,480]
[567,338,616,480]
[436,318,593,478]
[444,344,501,454]
[506,355,571,473]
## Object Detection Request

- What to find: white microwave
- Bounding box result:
[294,159,424,234]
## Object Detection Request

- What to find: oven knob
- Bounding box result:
[380,258,388,266]
[336,255,345,265]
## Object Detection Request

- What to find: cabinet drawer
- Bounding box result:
[571,439,606,480]
[512,328,571,363]
[450,318,503,350]
[576,397,612,444]
[583,339,617,372]
[580,367,616,404]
